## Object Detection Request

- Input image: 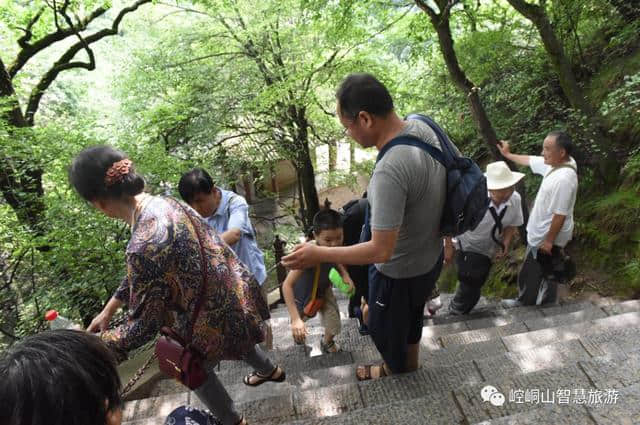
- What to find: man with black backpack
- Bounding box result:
[445,161,525,315]
[283,73,483,381]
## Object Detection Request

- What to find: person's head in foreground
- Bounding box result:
[69,145,145,219]
[0,329,122,425]
[542,130,573,167]
[335,73,397,149]
[178,168,221,218]
[311,206,344,248]
[485,161,525,206]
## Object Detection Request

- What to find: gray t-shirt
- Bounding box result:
[368,119,447,278]
[293,263,334,315]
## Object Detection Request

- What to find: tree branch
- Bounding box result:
[0,326,17,341]
[415,0,439,21]
[164,51,246,69]
[216,131,269,146]
[155,2,213,18]
[0,248,28,293]
[24,0,152,124]
[303,50,338,95]
[30,248,42,327]
[15,7,46,49]
[9,5,108,78]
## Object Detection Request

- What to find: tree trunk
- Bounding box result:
[607,0,640,22]
[0,59,47,234]
[328,140,337,172]
[286,105,320,229]
[417,1,502,160]
[416,0,530,243]
[299,152,320,228]
[349,141,356,172]
[505,0,619,185]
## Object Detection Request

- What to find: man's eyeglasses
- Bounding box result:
[341,115,359,136]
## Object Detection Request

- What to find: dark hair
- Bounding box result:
[312,200,343,235]
[548,131,573,157]
[0,330,122,425]
[336,73,394,120]
[69,145,145,201]
[178,168,215,204]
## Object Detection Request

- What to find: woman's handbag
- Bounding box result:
[303,266,324,318]
[155,200,209,390]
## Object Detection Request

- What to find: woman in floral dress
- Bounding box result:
[70,146,285,425]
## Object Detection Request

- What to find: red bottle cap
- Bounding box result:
[45,310,58,321]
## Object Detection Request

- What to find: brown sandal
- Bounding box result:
[356,363,389,381]
[243,365,286,386]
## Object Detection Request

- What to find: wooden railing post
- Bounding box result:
[273,234,287,304]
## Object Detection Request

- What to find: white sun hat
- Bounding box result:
[485,161,525,190]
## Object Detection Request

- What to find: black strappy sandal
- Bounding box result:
[242,365,286,387]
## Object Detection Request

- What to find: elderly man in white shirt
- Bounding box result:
[498,131,578,306]
[444,161,525,315]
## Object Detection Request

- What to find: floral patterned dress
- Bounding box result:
[101,196,269,363]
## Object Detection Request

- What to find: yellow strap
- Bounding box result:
[310,265,320,301]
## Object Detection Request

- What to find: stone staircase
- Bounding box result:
[122,293,640,424]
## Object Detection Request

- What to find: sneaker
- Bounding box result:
[448,305,465,316]
[426,296,443,316]
[501,299,522,308]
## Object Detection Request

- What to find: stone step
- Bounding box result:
[438,306,608,347]
[123,302,640,402]
[270,299,632,355]
[215,346,355,387]
[282,351,640,425]
[352,311,640,368]
[420,308,640,358]
[216,309,640,392]
[121,298,640,420]
[123,327,640,424]
[501,311,640,351]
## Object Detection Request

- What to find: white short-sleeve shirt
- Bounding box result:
[526,156,578,248]
[456,191,524,258]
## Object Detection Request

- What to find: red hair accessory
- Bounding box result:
[104,159,132,187]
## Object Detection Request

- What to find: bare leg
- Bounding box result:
[361,297,369,325]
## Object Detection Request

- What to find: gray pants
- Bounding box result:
[517,246,558,306]
[193,344,274,425]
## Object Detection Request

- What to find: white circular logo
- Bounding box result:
[481,385,505,406]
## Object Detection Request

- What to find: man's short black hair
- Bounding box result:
[0,330,122,425]
[336,73,394,120]
[312,207,344,235]
[548,131,573,157]
[179,168,215,204]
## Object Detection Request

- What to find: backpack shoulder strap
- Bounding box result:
[546,164,577,177]
[376,135,447,167]
[310,265,321,301]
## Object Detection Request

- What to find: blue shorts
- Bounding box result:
[367,254,443,373]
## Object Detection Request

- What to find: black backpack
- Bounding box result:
[340,197,368,246]
[376,114,489,237]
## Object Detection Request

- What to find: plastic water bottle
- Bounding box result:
[328,268,355,297]
[45,310,78,330]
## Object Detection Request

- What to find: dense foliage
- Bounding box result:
[1,0,638,349]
